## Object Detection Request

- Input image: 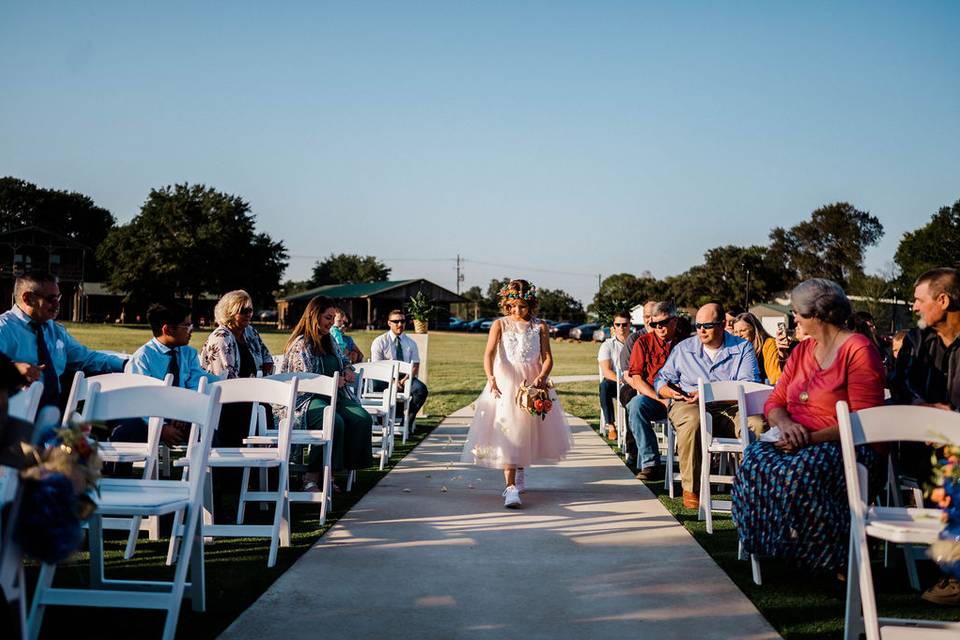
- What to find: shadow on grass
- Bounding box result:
[579,417,960,640]
[19,418,443,640]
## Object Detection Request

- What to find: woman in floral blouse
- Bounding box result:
[280,296,372,491]
[200,289,274,381]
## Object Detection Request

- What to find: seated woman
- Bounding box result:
[278,296,373,491]
[733,312,783,384]
[731,278,886,574]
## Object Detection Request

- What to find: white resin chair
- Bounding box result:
[697,378,772,534]
[27,382,222,640]
[356,361,398,470]
[244,371,340,526]
[66,371,174,558]
[393,360,415,443]
[838,402,960,640]
[169,376,299,568]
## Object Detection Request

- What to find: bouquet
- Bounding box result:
[18,421,102,563]
[515,380,554,420]
[928,444,960,579]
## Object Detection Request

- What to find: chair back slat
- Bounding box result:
[62,372,173,426]
[213,377,299,406]
[84,383,215,426]
[8,382,43,422]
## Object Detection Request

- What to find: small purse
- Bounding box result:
[515,380,554,418]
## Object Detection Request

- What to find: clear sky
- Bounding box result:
[1,2,957,304]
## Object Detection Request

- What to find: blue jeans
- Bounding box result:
[627,394,667,470]
[599,378,618,425]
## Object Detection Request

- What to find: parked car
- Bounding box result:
[480,319,495,331]
[464,317,493,332]
[592,326,611,342]
[569,323,600,341]
[549,322,574,338]
[447,317,467,331]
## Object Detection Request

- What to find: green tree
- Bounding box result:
[485,277,511,310]
[0,176,116,278]
[589,273,665,319]
[98,183,287,308]
[769,202,883,288]
[894,199,960,286]
[311,254,391,286]
[538,288,585,323]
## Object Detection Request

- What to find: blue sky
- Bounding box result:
[1,2,957,304]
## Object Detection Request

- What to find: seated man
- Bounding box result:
[113,301,220,448]
[370,309,428,431]
[0,271,125,408]
[891,267,960,605]
[598,311,631,441]
[655,302,762,509]
[626,301,682,481]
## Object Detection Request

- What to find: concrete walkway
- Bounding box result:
[221,406,780,640]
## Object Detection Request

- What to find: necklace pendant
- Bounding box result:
[799,391,809,403]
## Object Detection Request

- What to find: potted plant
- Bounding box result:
[408,292,434,334]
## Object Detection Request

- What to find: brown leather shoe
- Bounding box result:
[605,424,617,440]
[636,466,664,481]
[682,490,699,509]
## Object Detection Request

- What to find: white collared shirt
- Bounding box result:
[369,331,420,363]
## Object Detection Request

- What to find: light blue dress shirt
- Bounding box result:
[654,332,761,395]
[128,337,221,390]
[0,305,125,395]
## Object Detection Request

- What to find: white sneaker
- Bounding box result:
[515,469,526,493]
[502,485,522,509]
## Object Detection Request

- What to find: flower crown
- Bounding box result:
[498,285,537,301]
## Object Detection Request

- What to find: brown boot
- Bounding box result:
[605,424,617,440]
[682,490,699,509]
[636,466,664,481]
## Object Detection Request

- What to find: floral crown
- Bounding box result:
[498,284,537,301]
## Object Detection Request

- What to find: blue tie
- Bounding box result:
[30,321,59,407]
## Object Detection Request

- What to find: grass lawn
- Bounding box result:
[25,324,959,638]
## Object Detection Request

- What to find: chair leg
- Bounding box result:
[123,516,142,559]
[346,470,355,492]
[844,534,864,640]
[88,515,105,588]
[163,507,198,640]
[189,515,206,613]
[26,562,55,640]
[319,446,332,526]
[166,508,185,566]
[237,467,251,524]
[258,468,269,512]
[279,464,291,548]
[750,554,762,585]
[666,424,676,499]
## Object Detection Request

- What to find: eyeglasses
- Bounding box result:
[694,321,724,330]
[613,322,630,328]
[388,319,404,325]
[31,292,61,304]
[239,307,254,315]
[176,323,194,330]
[647,319,673,329]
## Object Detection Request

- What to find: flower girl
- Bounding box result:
[460,279,572,508]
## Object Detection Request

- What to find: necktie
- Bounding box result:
[395,336,404,362]
[167,349,181,388]
[30,321,59,407]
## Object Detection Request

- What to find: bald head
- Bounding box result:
[697,303,724,324]
[695,302,726,348]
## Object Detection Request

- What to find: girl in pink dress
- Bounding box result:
[461,279,572,508]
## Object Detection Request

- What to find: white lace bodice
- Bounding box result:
[498,317,542,366]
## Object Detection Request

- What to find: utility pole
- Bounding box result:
[744,267,751,309]
[455,254,464,295]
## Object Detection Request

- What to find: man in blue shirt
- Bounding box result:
[655,302,762,509]
[0,271,125,408]
[115,301,220,447]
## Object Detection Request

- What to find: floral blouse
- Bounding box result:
[200,325,273,379]
[275,335,346,429]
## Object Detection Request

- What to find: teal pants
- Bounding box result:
[304,394,373,471]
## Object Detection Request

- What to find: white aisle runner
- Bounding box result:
[220,406,780,640]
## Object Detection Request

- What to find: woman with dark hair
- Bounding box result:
[733,312,783,384]
[732,278,886,573]
[279,297,372,491]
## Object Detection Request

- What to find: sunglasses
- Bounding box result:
[695,321,724,330]
[31,292,62,304]
[239,307,254,315]
[613,322,630,328]
[388,319,404,325]
[647,319,673,329]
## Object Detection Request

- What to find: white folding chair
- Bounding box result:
[8,382,43,425]
[65,371,174,558]
[27,383,222,640]
[169,376,299,568]
[697,378,772,534]
[356,361,398,471]
[660,417,682,498]
[838,402,960,640]
[244,371,340,527]
[733,384,774,585]
[393,360,415,443]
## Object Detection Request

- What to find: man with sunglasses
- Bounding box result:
[370,309,429,430]
[654,302,761,509]
[0,271,125,407]
[598,311,632,440]
[626,301,681,481]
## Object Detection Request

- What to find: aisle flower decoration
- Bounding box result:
[928,444,960,579]
[18,421,102,564]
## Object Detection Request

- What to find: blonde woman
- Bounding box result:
[200,289,273,379]
[733,312,783,384]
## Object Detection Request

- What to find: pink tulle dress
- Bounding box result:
[461,316,572,469]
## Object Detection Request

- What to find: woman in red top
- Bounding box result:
[732,278,886,572]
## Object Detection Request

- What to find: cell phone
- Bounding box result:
[666,381,692,398]
[777,321,786,335]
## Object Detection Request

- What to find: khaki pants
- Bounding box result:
[668,401,766,494]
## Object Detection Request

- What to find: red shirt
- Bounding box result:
[764,333,885,432]
[628,332,674,387]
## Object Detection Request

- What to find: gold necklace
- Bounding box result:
[799,328,841,403]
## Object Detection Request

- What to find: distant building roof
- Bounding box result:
[278,279,463,303]
[750,303,791,316]
[79,282,220,301]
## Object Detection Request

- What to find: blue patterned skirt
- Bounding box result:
[731,441,878,572]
